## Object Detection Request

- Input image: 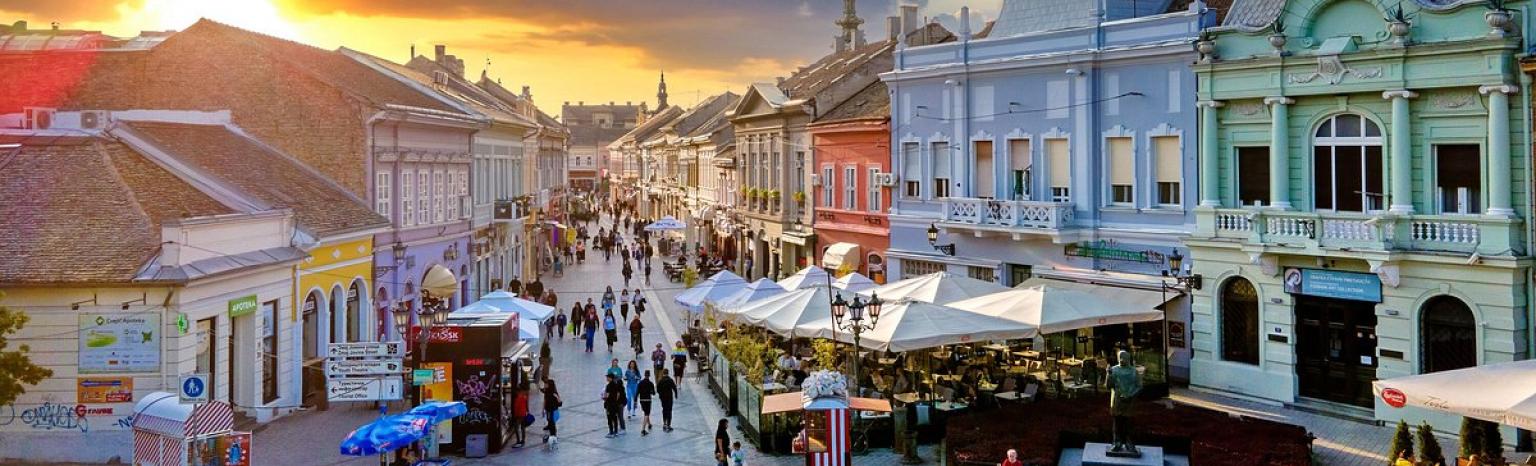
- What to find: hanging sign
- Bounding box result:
[227,295,258,317]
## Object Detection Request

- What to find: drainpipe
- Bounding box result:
[961,7,973,199]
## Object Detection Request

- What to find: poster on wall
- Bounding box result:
[77,376,134,403]
[78,314,160,373]
[421,362,454,443]
[187,431,251,466]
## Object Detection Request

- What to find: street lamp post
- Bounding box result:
[829,290,882,461]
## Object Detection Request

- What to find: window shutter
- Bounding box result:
[1109,137,1133,186]
[1009,139,1031,171]
[1155,136,1181,183]
[902,143,921,178]
[932,142,951,178]
[1047,139,1070,188]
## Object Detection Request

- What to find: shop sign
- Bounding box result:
[78,314,160,373]
[1167,322,1187,349]
[427,326,463,343]
[1381,388,1407,408]
[227,295,258,317]
[1063,239,1167,265]
[1283,268,1382,303]
[77,376,134,403]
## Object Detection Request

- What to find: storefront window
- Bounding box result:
[1421,296,1476,374]
[261,299,279,404]
[1220,278,1260,365]
[901,259,945,279]
[196,318,216,399]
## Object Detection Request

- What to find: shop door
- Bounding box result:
[1295,296,1378,407]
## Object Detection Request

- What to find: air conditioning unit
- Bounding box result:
[875,173,897,187]
[23,107,54,130]
[810,174,821,186]
[79,110,108,129]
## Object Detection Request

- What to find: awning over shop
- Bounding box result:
[821,242,861,272]
[947,277,1172,336]
[1372,359,1536,430]
[422,264,458,298]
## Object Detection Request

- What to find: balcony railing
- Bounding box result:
[941,197,1076,231]
[1203,208,1521,255]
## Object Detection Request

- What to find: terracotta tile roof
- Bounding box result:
[0,136,233,284]
[568,125,633,148]
[814,80,890,124]
[612,106,684,148]
[779,23,952,101]
[122,121,389,237]
[669,92,739,138]
[0,50,142,114]
[563,104,643,126]
[378,52,537,128]
[182,20,462,114]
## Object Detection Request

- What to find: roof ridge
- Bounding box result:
[219,122,384,220]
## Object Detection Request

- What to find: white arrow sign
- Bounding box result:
[327,359,403,378]
[327,342,403,359]
[326,377,403,402]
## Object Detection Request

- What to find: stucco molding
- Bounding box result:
[1102,124,1136,139]
[1042,127,1070,139]
[1262,96,1295,106]
[1195,100,1225,109]
[1478,84,1520,96]
[1147,122,1183,138]
[1380,90,1419,101]
[970,129,995,141]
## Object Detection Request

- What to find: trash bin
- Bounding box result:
[465,434,488,458]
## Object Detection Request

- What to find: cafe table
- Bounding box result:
[980,344,1009,353]
[931,374,961,383]
[933,401,968,412]
[1012,350,1041,359]
[893,392,921,404]
[1060,358,1085,367]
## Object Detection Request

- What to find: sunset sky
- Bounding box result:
[0,0,1001,115]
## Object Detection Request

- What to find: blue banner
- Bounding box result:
[1283,268,1382,303]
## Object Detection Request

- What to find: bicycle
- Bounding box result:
[849,421,871,455]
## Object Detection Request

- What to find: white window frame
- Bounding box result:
[401,169,415,226]
[901,139,922,199]
[418,171,430,224]
[1312,114,1385,213]
[1005,132,1033,202]
[822,165,835,207]
[867,167,882,213]
[1148,124,1185,209]
[376,171,392,219]
[972,135,995,199]
[434,171,446,223]
[1044,128,1071,203]
[931,139,952,199]
[1104,126,1136,207]
[843,165,858,210]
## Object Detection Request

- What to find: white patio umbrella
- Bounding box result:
[835,300,1039,352]
[449,305,541,341]
[777,265,832,290]
[674,270,748,310]
[863,271,1008,305]
[947,284,1164,336]
[1372,359,1536,430]
[644,215,687,231]
[475,290,555,321]
[516,314,541,341]
[833,272,877,294]
[733,286,841,338]
[715,278,787,309]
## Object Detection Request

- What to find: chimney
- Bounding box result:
[521,86,531,99]
[609,101,614,105]
[434,44,445,63]
[887,16,901,41]
[627,101,632,106]
[900,4,919,37]
[564,101,570,106]
[578,101,584,106]
[960,6,971,41]
[410,44,415,58]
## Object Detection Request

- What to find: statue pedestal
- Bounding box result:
[1080,443,1163,466]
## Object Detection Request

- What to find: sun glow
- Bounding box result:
[117,0,302,40]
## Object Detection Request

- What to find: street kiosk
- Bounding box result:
[761,371,892,466]
[131,392,248,466]
[423,312,533,456]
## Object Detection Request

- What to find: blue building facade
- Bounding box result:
[882,0,1211,380]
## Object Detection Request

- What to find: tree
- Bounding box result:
[1418,422,1445,466]
[1480,419,1503,462]
[0,292,52,407]
[1460,417,1486,459]
[1389,420,1414,466]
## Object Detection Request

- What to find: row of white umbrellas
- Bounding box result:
[688,266,1169,352]
[448,290,556,342]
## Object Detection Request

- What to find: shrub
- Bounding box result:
[1389,420,1414,466]
[1418,422,1444,466]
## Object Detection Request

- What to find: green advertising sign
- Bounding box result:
[413,369,436,386]
[228,295,259,317]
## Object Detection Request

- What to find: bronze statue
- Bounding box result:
[1104,349,1142,456]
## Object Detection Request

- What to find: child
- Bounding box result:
[730,441,746,466]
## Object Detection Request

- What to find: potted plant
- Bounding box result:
[792,190,806,205]
[767,189,781,202]
[1385,3,1413,45]
[1457,417,1505,465]
[1389,420,1414,466]
[1195,31,1218,62]
[1486,0,1513,37]
[1418,422,1446,466]
[1268,14,1288,52]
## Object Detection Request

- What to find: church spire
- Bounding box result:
[835,0,864,52]
[656,69,669,111]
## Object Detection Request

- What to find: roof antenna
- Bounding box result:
[482,57,491,81]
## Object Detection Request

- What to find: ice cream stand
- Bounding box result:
[761,371,891,466]
[131,391,246,466]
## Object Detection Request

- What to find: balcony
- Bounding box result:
[938,197,1076,239]
[1200,208,1522,256]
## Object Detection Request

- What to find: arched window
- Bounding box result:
[1313,114,1384,212]
[1422,296,1477,373]
[1221,277,1260,365]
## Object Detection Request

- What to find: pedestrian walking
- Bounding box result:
[603,312,618,352]
[601,286,615,312]
[635,293,648,316]
[714,419,732,466]
[623,360,642,418]
[602,374,625,437]
[672,340,688,380]
[543,379,561,441]
[512,379,530,448]
[628,314,644,354]
[527,278,544,301]
[657,369,678,432]
[637,371,656,435]
[583,311,597,353]
[650,343,666,376]
[560,306,573,339]
[622,262,634,287]
[619,289,631,320]
[730,442,745,466]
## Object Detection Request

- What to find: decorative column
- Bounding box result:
[1480,84,1518,217]
[1197,100,1225,207]
[1263,97,1295,210]
[1382,90,1418,214]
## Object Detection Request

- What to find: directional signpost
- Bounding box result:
[326,342,404,402]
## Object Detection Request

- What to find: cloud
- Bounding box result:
[0,0,142,23]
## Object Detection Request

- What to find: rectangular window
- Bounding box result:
[967,266,995,282]
[902,142,922,198]
[1108,136,1134,205]
[1313,145,1383,213]
[867,167,882,213]
[1236,147,1271,207]
[1009,139,1032,201]
[975,140,995,198]
[901,259,946,279]
[1154,136,1182,206]
[375,171,392,219]
[260,299,279,404]
[822,166,835,207]
[434,171,446,222]
[1435,144,1481,214]
[1047,138,1070,202]
[844,166,858,210]
[932,141,951,198]
[401,170,415,226]
[417,171,430,224]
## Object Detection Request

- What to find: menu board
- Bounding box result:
[78,314,161,373]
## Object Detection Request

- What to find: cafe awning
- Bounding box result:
[863,271,1007,305]
[947,278,1170,336]
[422,264,458,298]
[761,392,893,415]
[777,265,831,290]
[1372,359,1536,430]
[821,242,860,272]
[835,300,1038,352]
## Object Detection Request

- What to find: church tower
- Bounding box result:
[656,70,669,111]
[834,0,865,52]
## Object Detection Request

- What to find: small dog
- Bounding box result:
[543,434,558,451]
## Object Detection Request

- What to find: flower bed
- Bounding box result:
[947,395,1312,466]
